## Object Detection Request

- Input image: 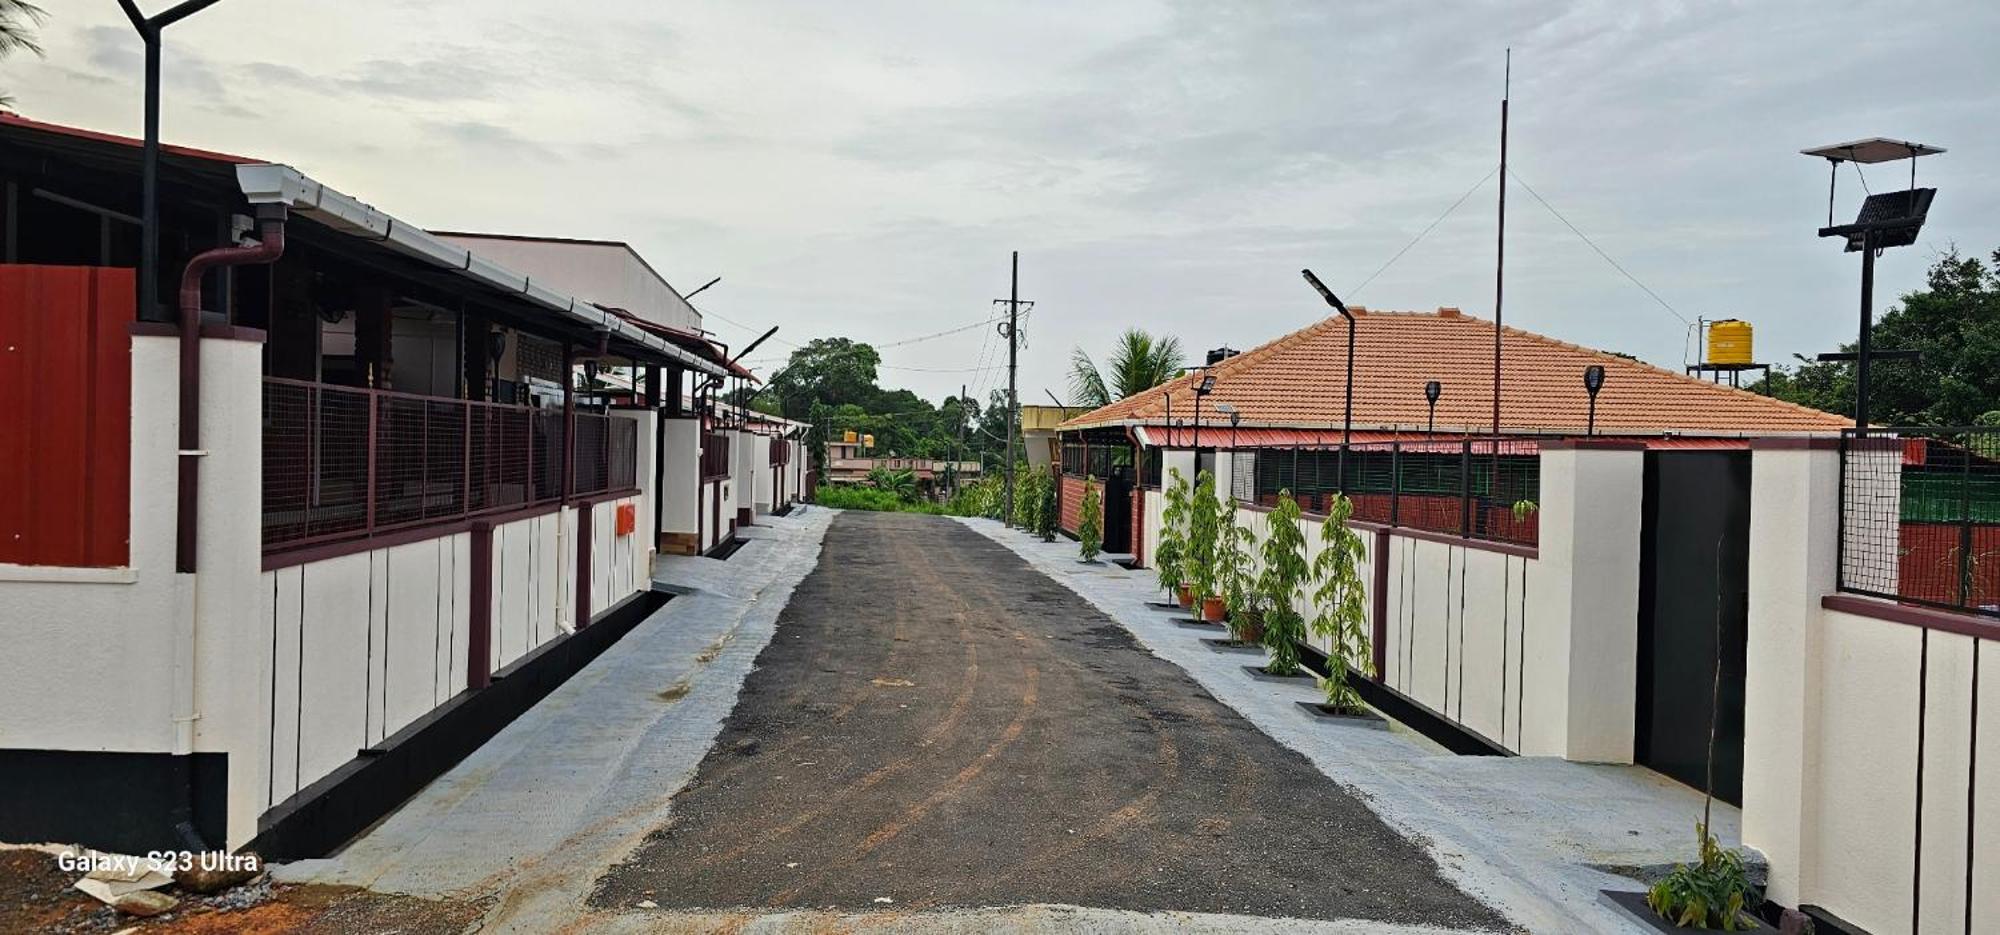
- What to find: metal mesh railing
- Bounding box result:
[701,432,731,479]
[262,378,637,552]
[1840,427,2000,617]
[1243,438,1543,547]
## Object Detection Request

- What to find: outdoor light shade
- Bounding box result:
[1583,365,1605,394]
[1196,374,1217,395]
[1300,268,1350,317]
[1425,380,1441,404]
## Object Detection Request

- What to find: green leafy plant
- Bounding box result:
[1155,468,1190,597]
[1256,491,1310,676]
[866,466,918,503]
[1036,466,1059,542]
[1308,493,1372,711]
[816,484,944,514]
[1215,502,1260,640]
[1015,465,1046,534]
[1645,823,1760,930]
[1647,533,1762,930]
[1077,476,1103,561]
[1511,498,1539,522]
[1185,470,1223,611]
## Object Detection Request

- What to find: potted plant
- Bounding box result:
[1256,489,1310,676]
[1308,493,1372,713]
[1185,470,1224,621]
[1216,501,1262,641]
[1077,476,1103,562]
[1157,468,1190,605]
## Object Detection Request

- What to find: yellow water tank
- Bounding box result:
[843,430,858,444]
[863,434,875,449]
[1707,319,1754,365]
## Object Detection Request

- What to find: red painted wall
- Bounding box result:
[0,265,132,567]
[1059,474,1086,535]
[1899,521,2000,608]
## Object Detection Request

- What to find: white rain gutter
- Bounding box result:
[233,163,730,378]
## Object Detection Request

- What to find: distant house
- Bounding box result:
[1054,305,1847,556]
[825,436,981,493]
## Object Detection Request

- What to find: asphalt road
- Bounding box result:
[591,511,1506,929]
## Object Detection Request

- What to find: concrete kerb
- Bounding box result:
[953,515,1732,935]
[273,507,833,933]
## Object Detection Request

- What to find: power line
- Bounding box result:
[873,316,1001,349]
[1349,165,1499,300]
[1505,167,1692,327]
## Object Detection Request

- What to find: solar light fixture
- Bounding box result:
[1191,372,1215,457]
[1195,374,1217,395]
[1302,268,1357,482]
[1582,365,1606,436]
[1801,136,1944,428]
[1424,380,1441,435]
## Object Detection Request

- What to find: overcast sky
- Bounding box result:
[6,1,1996,406]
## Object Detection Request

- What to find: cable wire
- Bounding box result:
[1348,165,1499,300]
[1505,167,1692,327]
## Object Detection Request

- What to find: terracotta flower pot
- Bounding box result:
[1176,585,1194,608]
[1234,609,1266,643]
[1201,596,1226,622]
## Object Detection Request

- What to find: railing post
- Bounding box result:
[1961,434,1975,609]
[364,392,378,533]
[1390,441,1401,526]
[1459,440,1473,537]
[576,499,593,630]
[461,402,472,513]
[1835,430,1848,591]
[468,520,493,689]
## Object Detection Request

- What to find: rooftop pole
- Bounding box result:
[1492,48,1509,440]
[117,0,230,323]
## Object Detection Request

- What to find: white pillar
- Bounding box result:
[1741,439,1841,909]
[1535,441,1644,763]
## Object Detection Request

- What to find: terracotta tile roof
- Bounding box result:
[1061,307,1847,437]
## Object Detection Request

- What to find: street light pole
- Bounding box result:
[117,0,231,323]
[1301,269,1355,488]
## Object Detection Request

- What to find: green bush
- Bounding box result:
[815,484,944,514]
[1077,476,1103,561]
[1646,823,1761,930]
[1257,491,1310,676]
[1155,468,1190,597]
[1036,466,1059,542]
[1309,494,1372,711]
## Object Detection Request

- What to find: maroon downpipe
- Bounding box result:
[176,206,287,573]
[575,502,593,630]
[468,521,493,689]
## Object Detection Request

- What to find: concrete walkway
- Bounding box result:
[955,517,1740,935]
[276,507,834,931]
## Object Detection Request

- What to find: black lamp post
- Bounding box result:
[1301,268,1355,485]
[1192,371,1208,475]
[1424,380,1442,435]
[117,1,232,322]
[1215,403,1240,501]
[1583,365,1605,436]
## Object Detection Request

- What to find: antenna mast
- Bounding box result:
[1492,49,1509,439]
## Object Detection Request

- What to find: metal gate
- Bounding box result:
[1102,470,1133,554]
[1635,450,1750,804]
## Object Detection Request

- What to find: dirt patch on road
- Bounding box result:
[0,848,484,935]
[591,511,1509,929]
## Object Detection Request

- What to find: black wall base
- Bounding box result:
[0,750,227,853]
[1291,639,1512,757]
[246,588,671,859]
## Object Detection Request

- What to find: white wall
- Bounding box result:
[1742,445,1999,933]
[660,417,700,535]
[1143,443,1642,763]
[732,429,756,515]
[750,434,775,511]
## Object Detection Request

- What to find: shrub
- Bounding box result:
[1185,470,1222,607]
[1215,501,1259,640]
[1077,476,1103,561]
[1309,493,1371,711]
[1256,491,1309,676]
[816,484,944,514]
[1646,823,1761,930]
[1155,468,1190,597]
[866,466,919,503]
[1036,466,1059,542]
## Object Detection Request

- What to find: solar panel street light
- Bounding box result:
[1424,381,1441,435]
[1302,268,1357,485]
[1583,365,1606,436]
[1803,137,1943,428]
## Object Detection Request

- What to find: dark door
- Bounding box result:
[1636,451,1750,804]
[1103,470,1133,554]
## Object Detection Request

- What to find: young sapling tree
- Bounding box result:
[1308,493,1372,711]
[1256,490,1310,675]
[1076,476,1103,562]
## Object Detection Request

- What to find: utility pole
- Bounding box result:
[994,251,1032,524]
[956,382,968,495]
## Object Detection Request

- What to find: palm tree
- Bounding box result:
[0,1,47,108]
[1067,328,1187,408]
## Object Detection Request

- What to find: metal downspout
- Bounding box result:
[170,202,287,852]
